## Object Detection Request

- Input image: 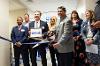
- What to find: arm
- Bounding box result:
[11,27,16,44]
[93,29,99,43]
[80,22,87,40]
[58,20,73,45]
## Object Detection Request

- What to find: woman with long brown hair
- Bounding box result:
[70,10,86,66]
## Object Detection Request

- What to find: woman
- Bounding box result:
[81,10,100,66]
[70,10,86,66]
[48,16,59,66]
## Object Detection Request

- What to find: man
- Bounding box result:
[29,10,49,66]
[23,13,33,64]
[23,13,30,29]
[53,6,74,66]
[11,17,30,66]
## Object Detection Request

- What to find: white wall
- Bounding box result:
[24,0,78,21]
[76,0,86,19]
[0,0,10,66]
[76,0,97,20]
[9,9,27,34]
[85,0,96,10]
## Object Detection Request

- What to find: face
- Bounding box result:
[34,12,41,21]
[85,11,91,19]
[17,17,23,25]
[50,18,56,25]
[72,13,77,18]
[57,8,66,17]
[24,15,29,22]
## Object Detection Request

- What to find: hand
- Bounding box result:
[48,31,54,37]
[53,43,60,48]
[15,42,22,47]
[73,37,77,41]
[93,21,100,28]
[28,31,31,35]
[76,46,80,50]
[88,39,93,44]
[79,53,84,59]
[85,38,93,45]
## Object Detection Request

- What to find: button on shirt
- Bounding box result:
[34,21,40,28]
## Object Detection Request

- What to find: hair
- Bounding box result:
[57,6,66,12]
[50,16,57,25]
[86,10,95,24]
[17,16,23,22]
[34,10,42,16]
[86,9,94,19]
[71,10,80,20]
[24,13,29,17]
[96,0,100,4]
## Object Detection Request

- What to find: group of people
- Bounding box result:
[11,1,100,66]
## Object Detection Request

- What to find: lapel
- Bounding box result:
[17,25,24,33]
[40,20,43,28]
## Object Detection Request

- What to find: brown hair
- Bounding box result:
[34,10,42,16]
[24,13,29,17]
[57,6,66,12]
[71,10,80,20]
[17,16,23,22]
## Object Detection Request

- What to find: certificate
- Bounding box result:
[30,28,42,38]
[86,44,98,54]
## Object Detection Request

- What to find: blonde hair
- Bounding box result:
[50,16,57,25]
[86,9,95,19]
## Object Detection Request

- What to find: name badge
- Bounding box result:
[21,29,25,32]
[30,28,42,38]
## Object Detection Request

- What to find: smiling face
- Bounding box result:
[17,17,23,25]
[58,9,66,17]
[57,6,66,17]
[34,11,41,21]
[85,10,93,20]
[72,13,77,18]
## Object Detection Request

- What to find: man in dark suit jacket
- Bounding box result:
[11,17,30,66]
[29,10,49,66]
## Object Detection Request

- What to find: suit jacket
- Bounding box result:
[11,25,28,44]
[55,17,74,53]
[29,20,49,40]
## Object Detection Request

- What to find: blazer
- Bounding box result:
[11,25,28,44]
[55,17,74,53]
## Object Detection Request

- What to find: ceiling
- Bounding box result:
[9,0,26,11]
[9,0,79,11]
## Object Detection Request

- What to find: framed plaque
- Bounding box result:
[30,28,42,38]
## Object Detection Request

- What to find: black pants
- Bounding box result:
[30,44,47,66]
[49,45,59,66]
[14,45,30,66]
[57,52,73,66]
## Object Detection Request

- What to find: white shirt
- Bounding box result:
[24,22,29,28]
[23,21,30,29]
[87,21,93,38]
[34,20,40,28]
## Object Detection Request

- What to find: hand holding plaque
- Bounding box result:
[29,28,43,40]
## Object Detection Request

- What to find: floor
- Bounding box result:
[11,48,52,66]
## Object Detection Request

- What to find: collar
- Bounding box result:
[35,20,40,23]
[18,24,22,27]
